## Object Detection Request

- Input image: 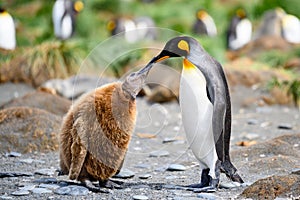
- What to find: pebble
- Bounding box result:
[39,183,60,190]
[54,185,89,196]
[31,188,52,194]
[5,152,21,157]
[139,174,152,179]
[196,193,218,200]
[149,150,170,157]
[247,119,258,125]
[34,168,56,176]
[19,159,34,164]
[0,172,33,178]
[163,137,177,143]
[132,195,149,200]
[19,185,35,191]
[33,178,58,184]
[154,166,168,172]
[277,124,293,130]
[113,169,135,179]
[134,163,151,169]
[219,182,241,189]
[167,164,186,171]
[291,168,300,175]
[11,190,30,196]
[0,195,13,199]
[245,133,259,140]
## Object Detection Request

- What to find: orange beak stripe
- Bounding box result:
[155,56,170,63]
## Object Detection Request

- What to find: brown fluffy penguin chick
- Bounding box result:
[59,62,154,191]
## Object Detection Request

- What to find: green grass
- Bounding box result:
[1,0,300,79]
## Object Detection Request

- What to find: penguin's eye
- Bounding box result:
[177,40,190,54]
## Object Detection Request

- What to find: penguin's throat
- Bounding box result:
[183,59,197,71]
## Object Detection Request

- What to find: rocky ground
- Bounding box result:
[0,76,299,199]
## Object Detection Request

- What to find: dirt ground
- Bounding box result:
[0,79,299,200]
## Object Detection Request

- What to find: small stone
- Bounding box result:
[162,137,177,143]
[149,150,170,157]
[34,168,56,176]
[5,152,22,157]
[132,195,149,200]
[154,166,168,172]
[259,154,266,158]
[260,122,271,128]
[134,163,151,169]
[11,190,30,196]
[139,174,152,179]
[39,184,60,190]
[54,185,89,196]
[19,185,35,191]
[173,126,180,131]
[167,164,186,171]
[247,119,258,125]
[196,193,218,199]
[0,195,13,199]
[19,159,34,164]
[245,133,259,140]
[277,124,293,130]
[32,188,52,194]
[113,169,135,179]
[33,178,58,184]
[0,172,33,178]
[291,168,300,175]
[165,175,178,180]
[219,182,241,189]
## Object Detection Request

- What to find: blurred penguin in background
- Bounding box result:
[253,8,286,39]
[52,0,84,40]
[281,13,300,44]
[227,8,252,50]
[192,9,217,37]
[0,7,16,50]
[107,16,157,43]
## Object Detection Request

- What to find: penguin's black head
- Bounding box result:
[147,36,203,65]
[0,7,6,13]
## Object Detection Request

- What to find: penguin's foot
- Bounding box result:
[56,169,67,176]
[99,179,124,189]
[83,180,110,193]
[228,171,244,183]
[192,178,219,193]
[186,168,210,189]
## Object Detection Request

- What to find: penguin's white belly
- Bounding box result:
[180,66,217,170]
[230,19,252,50]
[0,14,16,50]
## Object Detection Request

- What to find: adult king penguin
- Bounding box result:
[192,9,217,37]
[227,9,252,50]
[145,36,244,192]
[0,8,16,50]
[52,0,84,40]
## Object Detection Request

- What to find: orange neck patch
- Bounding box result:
[183,59,196,70]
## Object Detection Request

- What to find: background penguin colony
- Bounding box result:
[1,1,300,51]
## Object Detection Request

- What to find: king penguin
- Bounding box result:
[227,8,252,50]
[145,36,244,192]
[59,61,154,191]
[281,14,300,44]
[0,8,16,50]
[192,9,217,37]
[52,0,84,40]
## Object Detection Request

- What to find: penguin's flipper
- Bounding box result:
[69,135,88,180]
[212,96,226,163]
